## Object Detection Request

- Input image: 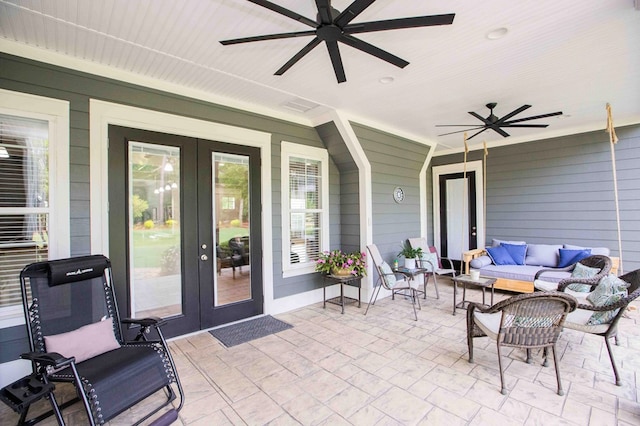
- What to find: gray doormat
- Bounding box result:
[209,315,293,347]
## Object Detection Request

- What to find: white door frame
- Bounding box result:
[432,161,485,255]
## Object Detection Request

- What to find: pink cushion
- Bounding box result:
[44,317,120,363]
[428,246,442,268]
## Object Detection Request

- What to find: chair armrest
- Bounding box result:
[534,265,574,280]
[20,352,74,369]
[122,317,169,342]
[122,316,167,327]
[557,280,599,293]
[463,249,485,274]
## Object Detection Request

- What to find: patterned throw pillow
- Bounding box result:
[586,274,629,325]
[379,261,397,288]
[566,263,601,292]
[418,252,439,271]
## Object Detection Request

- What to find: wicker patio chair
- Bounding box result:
[408,237,456,300]
[533,254,612,292]
[365,244,421,321]
[467,292,577,395]
[558,268,640,386]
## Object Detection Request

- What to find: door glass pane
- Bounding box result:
[128,142,182,318]
[446,178,469,260]
[214,153,250,306]
[0,114,49,310]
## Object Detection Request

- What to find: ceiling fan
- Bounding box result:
[220,0,455,83]
[436,103,563,140]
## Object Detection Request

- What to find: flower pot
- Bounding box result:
[331,267,353,277]
[404,258,416,269]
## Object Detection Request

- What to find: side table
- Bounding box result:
[396,267,428,298]
[322,274,362,314]
[452,274,497,315]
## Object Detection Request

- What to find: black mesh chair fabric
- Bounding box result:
[20,255,183,425]
[51,344,172,422]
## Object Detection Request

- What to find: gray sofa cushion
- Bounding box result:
[478,264,570,283]
[525,244,562,267]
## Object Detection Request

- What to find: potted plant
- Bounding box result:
[315,250,367,277]
[398,241,422,269]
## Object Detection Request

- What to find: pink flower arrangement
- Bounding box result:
[315,249,367,276]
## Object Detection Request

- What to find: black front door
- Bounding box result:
[108,126,262,337]
[439,171,478,269]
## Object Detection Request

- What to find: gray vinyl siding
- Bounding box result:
[353,123,430,265]
[316,122,361,254]
[271,135,341,299]
[431,124,640,273]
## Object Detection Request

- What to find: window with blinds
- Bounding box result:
[289,157,322,264]
[0,114,50,309]
[281,142,329,276]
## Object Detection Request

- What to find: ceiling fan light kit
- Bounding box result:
[436,103,563,140]
[221,0,455,83]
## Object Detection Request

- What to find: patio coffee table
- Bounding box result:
[452,274,497,315]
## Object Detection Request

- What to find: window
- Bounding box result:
[221,196,235,210]
[281,142,329,277]
[0,90,69,327]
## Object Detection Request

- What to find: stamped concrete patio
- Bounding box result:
[2,279,640,425]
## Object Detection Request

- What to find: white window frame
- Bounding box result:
[0,89,70,328]
[281,142,329,278]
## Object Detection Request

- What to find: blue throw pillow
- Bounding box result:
[501,243,527,265]
[486,246,517,265]
[557,248,591,268]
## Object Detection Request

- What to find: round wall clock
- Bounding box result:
[393,187,405,203]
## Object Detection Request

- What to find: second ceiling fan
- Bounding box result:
[220,0,455,83]
[436,103,564,140]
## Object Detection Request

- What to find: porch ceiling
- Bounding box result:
[1,0,639,153]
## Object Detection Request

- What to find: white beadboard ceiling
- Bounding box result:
[1,0,639,153]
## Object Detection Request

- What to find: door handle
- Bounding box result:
[471,232,477,236]
[200,254,208,261]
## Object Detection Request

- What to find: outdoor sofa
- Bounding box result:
[463,239,618,293]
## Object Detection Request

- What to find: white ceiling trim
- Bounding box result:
[433,115,640,157]
[0,39,315,127]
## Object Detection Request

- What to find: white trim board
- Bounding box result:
[432,161,486,255]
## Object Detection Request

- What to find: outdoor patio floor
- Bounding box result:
[2,278,640,425]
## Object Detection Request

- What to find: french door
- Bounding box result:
[108,126,262,337]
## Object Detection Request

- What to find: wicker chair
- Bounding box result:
[408,237,456,300]
[533,254,612,292]
[365,244,422,321]
[558,268,640,386]
[467,292,577,395]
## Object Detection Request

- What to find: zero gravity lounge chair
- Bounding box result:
[19,255,184,425]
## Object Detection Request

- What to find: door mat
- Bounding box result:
[209,315,293,348]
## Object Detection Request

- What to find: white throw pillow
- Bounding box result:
[44,317,121,363]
